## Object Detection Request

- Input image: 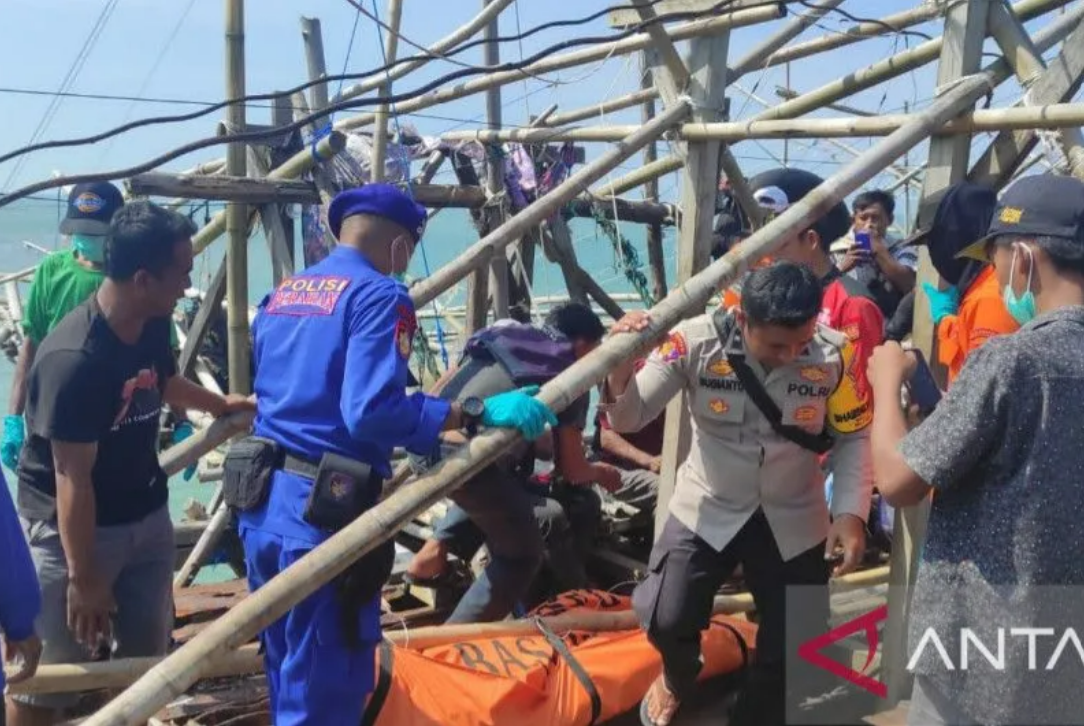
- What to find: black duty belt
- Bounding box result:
[281,452,320,480]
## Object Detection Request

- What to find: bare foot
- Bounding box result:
[405,539,449,581]
[642,676,681,726]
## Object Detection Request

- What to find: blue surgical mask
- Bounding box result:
[71,234,105,264]
[1002,245,1037,325]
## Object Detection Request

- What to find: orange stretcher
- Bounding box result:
[363,589,758,726]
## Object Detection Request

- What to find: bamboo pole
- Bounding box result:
[591,156,684,199]
[986,0,1084,179]
[335,4,783,133]
[173,504,232,588]
[192,131,345,256]
[224,0,249,396]
[81,78,984,724]
[371,0,404,183]
[409,101,693,310]
[439,102,1084,143]
[541,89,657,128]
[750,0,1073,125]
[482,0,509,321]
[300,18,330,112]
[333,0,515,103]
[729,0,844,77]
[20,566,890,696]
[159,411,253,479]
[641,50,667,302]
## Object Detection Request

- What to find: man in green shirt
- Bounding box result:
[3,183,123,470]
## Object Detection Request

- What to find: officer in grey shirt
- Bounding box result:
[604,262,873,726]
[869,174,1084,726]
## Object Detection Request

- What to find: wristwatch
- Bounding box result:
[461,396,486,437]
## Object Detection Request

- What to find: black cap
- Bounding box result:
[746,167,851,245]
[902,182,997,248]
[958,174,1084,260]
[59,182,125,236]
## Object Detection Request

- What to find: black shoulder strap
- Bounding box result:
[726,352,834,455]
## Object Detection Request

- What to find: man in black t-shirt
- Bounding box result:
[7,202,254,725]
[404,303,622,624]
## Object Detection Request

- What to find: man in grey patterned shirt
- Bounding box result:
[867,174,1084,725]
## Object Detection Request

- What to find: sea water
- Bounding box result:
[0,198,677,580]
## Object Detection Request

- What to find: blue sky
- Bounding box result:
[0,0,1080,217]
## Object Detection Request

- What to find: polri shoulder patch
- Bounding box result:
[265,275,351,316]
[395,304,417,359]
[651,331,688,365]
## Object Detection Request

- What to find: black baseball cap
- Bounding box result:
[958,174,1084,260]
[59,182,125,236]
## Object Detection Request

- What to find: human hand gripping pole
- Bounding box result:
[2,415,24,470]
[481,385,557,441]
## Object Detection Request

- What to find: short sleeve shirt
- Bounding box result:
[18,298,176,526]
[898,306,1084,724]
[21,251,104,344]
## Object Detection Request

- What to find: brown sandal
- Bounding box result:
[639,676,681,726]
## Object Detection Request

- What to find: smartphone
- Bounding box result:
[853,230,872,253]
[906,349,942,416]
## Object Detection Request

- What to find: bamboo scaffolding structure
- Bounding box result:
[750,0,1073,125]
[541,89,657,128]
[608,0,804,27]
[410,101,693,310]
[640,49,667,302]
[591,156,684,199]
[729,0,844,78]
[224,0,249,395]
[986,0,1084,179]
[83,51,993,726]
[440,102,1084,143]
[192,131,345,256]
[482,0,509,322]
[174,504,232,588]
[371,0,404,183]
[19,566,890,696]
[333,0,515,104]
[334,4,783,134]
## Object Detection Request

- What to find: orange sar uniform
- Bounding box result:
[935,266,1019,385]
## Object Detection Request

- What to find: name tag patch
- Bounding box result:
[266,276,351,316]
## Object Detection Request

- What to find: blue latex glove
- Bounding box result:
[172,422,198,481]
[2,415,23,470]
[923,282,960,326]
[482,385,558,441]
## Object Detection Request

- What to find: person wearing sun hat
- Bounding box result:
[869,173,1084,726]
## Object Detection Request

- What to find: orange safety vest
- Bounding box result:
[367,590,757,726]
[936,266,1019,386]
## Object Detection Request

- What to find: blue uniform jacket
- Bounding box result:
[243,245,450,543]
[0,469,41,692]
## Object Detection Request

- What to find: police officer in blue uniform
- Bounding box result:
[228,184,557,726]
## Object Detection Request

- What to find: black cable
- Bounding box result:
[0,0,781,206]
[796,0,935,44]
[0,0,723,168]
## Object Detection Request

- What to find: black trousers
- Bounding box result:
[632,509,830,726]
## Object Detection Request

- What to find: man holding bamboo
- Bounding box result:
[603,262,872,726]
[233,184,555,726]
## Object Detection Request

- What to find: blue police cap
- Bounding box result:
[328,184,428,242]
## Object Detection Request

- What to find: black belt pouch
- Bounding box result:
[222,436,281,511]
[302,452,378,532]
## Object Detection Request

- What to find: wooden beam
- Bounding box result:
[128,172,318,205]
[629,0,690,98]
[980,1,1084,181]
[271,94,297,274]
[654,30,731,540]
[882,0,990,709]
[565,197,675,226]
[246,147,294,287]
[414,149,446,185]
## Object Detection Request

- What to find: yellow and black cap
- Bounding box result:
[957,174,1084,261]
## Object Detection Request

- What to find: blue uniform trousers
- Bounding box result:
[239,472,379,726]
